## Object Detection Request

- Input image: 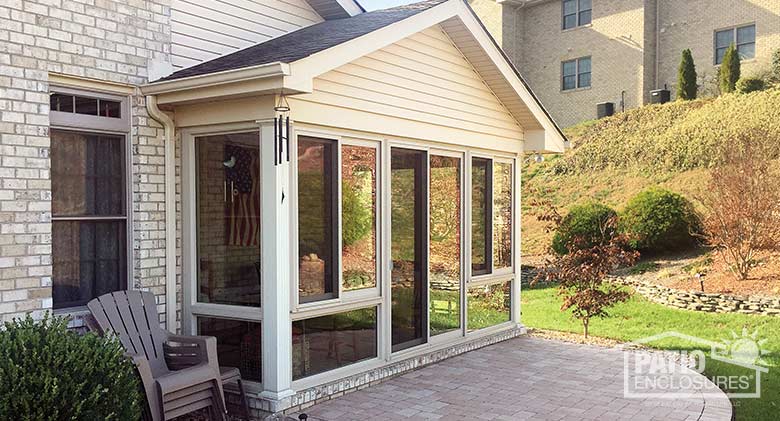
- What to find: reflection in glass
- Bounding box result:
[292,307,377,380]
[429,155,461,336]
[471,158,491,274]
[298,136,337,302]
[391,148,427,351]
[493,162,513,270]
[198,317,262,382]
[467,281,511,331]
[341,145,377,291]
[196,132,261,307]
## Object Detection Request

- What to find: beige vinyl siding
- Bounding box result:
[290,26,523,149]
[171,0,324,69]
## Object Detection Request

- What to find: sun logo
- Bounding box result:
[718,328,770,366]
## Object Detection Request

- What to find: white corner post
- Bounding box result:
[257,118,294,410]
[513,154,524,332]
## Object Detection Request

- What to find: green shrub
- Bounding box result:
[341,181,372,246]
[677,49,698,100]
[0,314,141,420]
[620,188,699,252]
[719,44,741,94]
[736,77,766,94]
[771,48,780,83]
[551,202,617,255]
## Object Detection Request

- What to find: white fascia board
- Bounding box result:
[140,62,291,96]
[453,0,566,153]
[337,0,364,16]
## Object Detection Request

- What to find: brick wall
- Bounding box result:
[0,0,172,323]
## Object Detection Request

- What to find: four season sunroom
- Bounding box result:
[141,0,565,413]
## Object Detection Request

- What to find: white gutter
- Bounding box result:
[145,95,177,332]
[141,62,290,96]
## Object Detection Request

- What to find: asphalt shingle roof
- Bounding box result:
[157,0,446,82]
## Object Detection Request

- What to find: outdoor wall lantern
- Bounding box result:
[274,92,291,166]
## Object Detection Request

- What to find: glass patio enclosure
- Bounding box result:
[179,118,519,401]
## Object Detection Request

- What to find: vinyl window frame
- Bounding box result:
[562,0,592,30]
[49,86,133,312]
[714,23,756,64]
[561,56,592,91]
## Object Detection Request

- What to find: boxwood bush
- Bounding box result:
[551,202,618,255]
[736,77,766,94]
[620,188,699,252]
[0,314,141,420]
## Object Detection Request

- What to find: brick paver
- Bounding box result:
[293,336,732,421]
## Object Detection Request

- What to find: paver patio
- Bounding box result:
[292,336,733,421]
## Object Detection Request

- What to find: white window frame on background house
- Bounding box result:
[561,56,592,91]
[49,85,133,313]
[562,0,592,30]
[714,23,756,64]
[180,123,265,392]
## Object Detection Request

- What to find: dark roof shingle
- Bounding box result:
[157,0,446,82]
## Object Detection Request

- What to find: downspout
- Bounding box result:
[146,95,177,332]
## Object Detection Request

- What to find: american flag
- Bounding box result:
[224,144,260,246]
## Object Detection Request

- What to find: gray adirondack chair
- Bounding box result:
[88,291,227,421]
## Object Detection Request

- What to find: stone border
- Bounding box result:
[616,276,780,316]
[245,327,525,417]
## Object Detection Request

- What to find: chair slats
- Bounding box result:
[142,291,169,359]
[128,291,158,362]
[113,292,149,361]
[95,293,137,354]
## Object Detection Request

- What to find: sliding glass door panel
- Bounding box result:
[390,148,428,352]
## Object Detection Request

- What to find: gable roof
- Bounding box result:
[158,1,444,82]
[144,0,566,152]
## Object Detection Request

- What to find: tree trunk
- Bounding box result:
[583,319,589,338]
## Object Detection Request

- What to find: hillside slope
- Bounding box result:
[522,88,780,255]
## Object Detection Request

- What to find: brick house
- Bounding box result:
[0,0,565,415]
[471,0,780,127]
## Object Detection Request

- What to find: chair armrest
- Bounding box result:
[165,334,219,367]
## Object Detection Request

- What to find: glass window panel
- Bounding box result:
[563,14,577,30]
[391,148,428,351]
[579,9,592,25]
[51,130,125,217]
[563,75,577,90]
[196,132,261,307]
[50,94,73,112]
[738,43,755,60]
[493,162,512,270]
[292,307,377,380]
[578,57,592,74]
[715,29,734,49]
[715,47,728,64]
[578,72,592,88]
[562,60,576,77]
[579,0,592,10]
[74,95,98,116]
[429,155,461,336]
[341,145,377,292]
[737,25,755,44]
[99,99,121,118]
[52,220,126,309]
[563,0,577,15]
[298,136,337,302]
[471,158,491,275]
[198,317,262,382]
[467,281,511,331]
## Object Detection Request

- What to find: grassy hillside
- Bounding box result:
[522,88,780,255]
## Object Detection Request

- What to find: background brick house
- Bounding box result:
[472,0,780,127]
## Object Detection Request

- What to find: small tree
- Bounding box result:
[533,201,638,337]
[677,49,698,100]
[699,130,780,280]
[771,48,780,84]
[719,44,741,94]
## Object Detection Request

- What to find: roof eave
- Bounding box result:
[141,62,291,96]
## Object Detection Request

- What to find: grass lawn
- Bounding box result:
[522,285,780,420]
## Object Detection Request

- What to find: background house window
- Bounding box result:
[298,136,339,303]
[563,0,592,30]
[562,57,591,91]
[51,130,128,309]
[715,24,756,64]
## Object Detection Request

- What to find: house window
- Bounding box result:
[298,136,339,303]
[715,24,756,64]
[563,0,592,30]
[292,306,378,380]
[341,145,377,292]
[50,88,130,310]
[562,57,591,91]
[471,158,514,276]
[198,317,262,382]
